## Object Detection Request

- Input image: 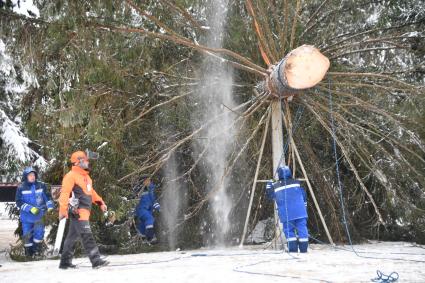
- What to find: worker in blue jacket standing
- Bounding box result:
[15,167,54,257]
[266,165,309,253]
[134,177,160,244]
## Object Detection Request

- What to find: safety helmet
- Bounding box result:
[70,151,88,164]
[277,165,292,180]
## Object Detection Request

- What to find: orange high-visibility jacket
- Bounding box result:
[59,166,104,221]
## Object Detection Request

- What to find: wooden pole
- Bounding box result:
[271,100,285,249]
[283,112,335,245]
[271,101,285,178]
[239,109,271,247]
[284,100,297,178]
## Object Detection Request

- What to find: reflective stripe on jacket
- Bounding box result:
[272,179,307,221]
[16,181,53,223]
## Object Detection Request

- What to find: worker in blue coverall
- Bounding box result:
[134,177,160,244]
[266,165,309,253]
[15,167,54,256]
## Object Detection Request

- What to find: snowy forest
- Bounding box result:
[1,0,424,258]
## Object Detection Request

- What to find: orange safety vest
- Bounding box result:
[59,166,104,221]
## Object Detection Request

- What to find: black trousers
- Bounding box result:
[60,215,101,265]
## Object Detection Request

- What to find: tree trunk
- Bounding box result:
[271,100,285,249]
[268,45,330,97]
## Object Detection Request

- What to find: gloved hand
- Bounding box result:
[100,203,108,212]
[59,213,67,220]
[153,202,160,212]
[265,181,275,200]
[46,200,54,212]
[30,207,40,215]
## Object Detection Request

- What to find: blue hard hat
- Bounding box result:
[277,166,291,180]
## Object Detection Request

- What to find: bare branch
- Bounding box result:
[245,0,275,65]
[125,91,192,127]
[327,72,422,89]
[94,24,267,76]
[158,0,205,32]
[330,46,410,59]
[289,0,302,49]
[303,0,331,29]
[301,98,385,225]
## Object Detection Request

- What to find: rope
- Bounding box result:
[104,256,183,267]
[308,234,425,263]
[190,251,283,257]
[261,101,304,253]
[281,101,304,253]
[266,101,304,255]
[233,258,329,282]
[278,100,290,253]
[77,250,287,268]
[326,78,418,281]
[272,102,304,178]
[328,78,356,253]
[276,59,287,90]
[76,250,319,281]
[371,270,399,283]
[274,58,299,95]
[76,256,184,268]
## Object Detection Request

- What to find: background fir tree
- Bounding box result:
[1,0,424,254]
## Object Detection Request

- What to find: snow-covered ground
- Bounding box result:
[1,237,424,282]
[0,218,17,251]
[0,204,18,252]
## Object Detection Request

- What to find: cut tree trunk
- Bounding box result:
[267,45,330,97]
[270,100,285,249]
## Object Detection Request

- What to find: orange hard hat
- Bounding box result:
[70,151,88,163]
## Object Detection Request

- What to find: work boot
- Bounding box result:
[148,235,158,245]
[146,227,155,240]
[137,234,146,240]
[59,262,77,269]
[298,241,308,253]
[32,243,42,257]
[92,259,109,269]
[288,241,298,253]
[24,247,34,257]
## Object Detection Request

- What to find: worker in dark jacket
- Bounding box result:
[134,177,160,244]
[15,167,54,256]
[266,165,309,253]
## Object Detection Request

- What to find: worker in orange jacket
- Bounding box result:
[58,150,109,269]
